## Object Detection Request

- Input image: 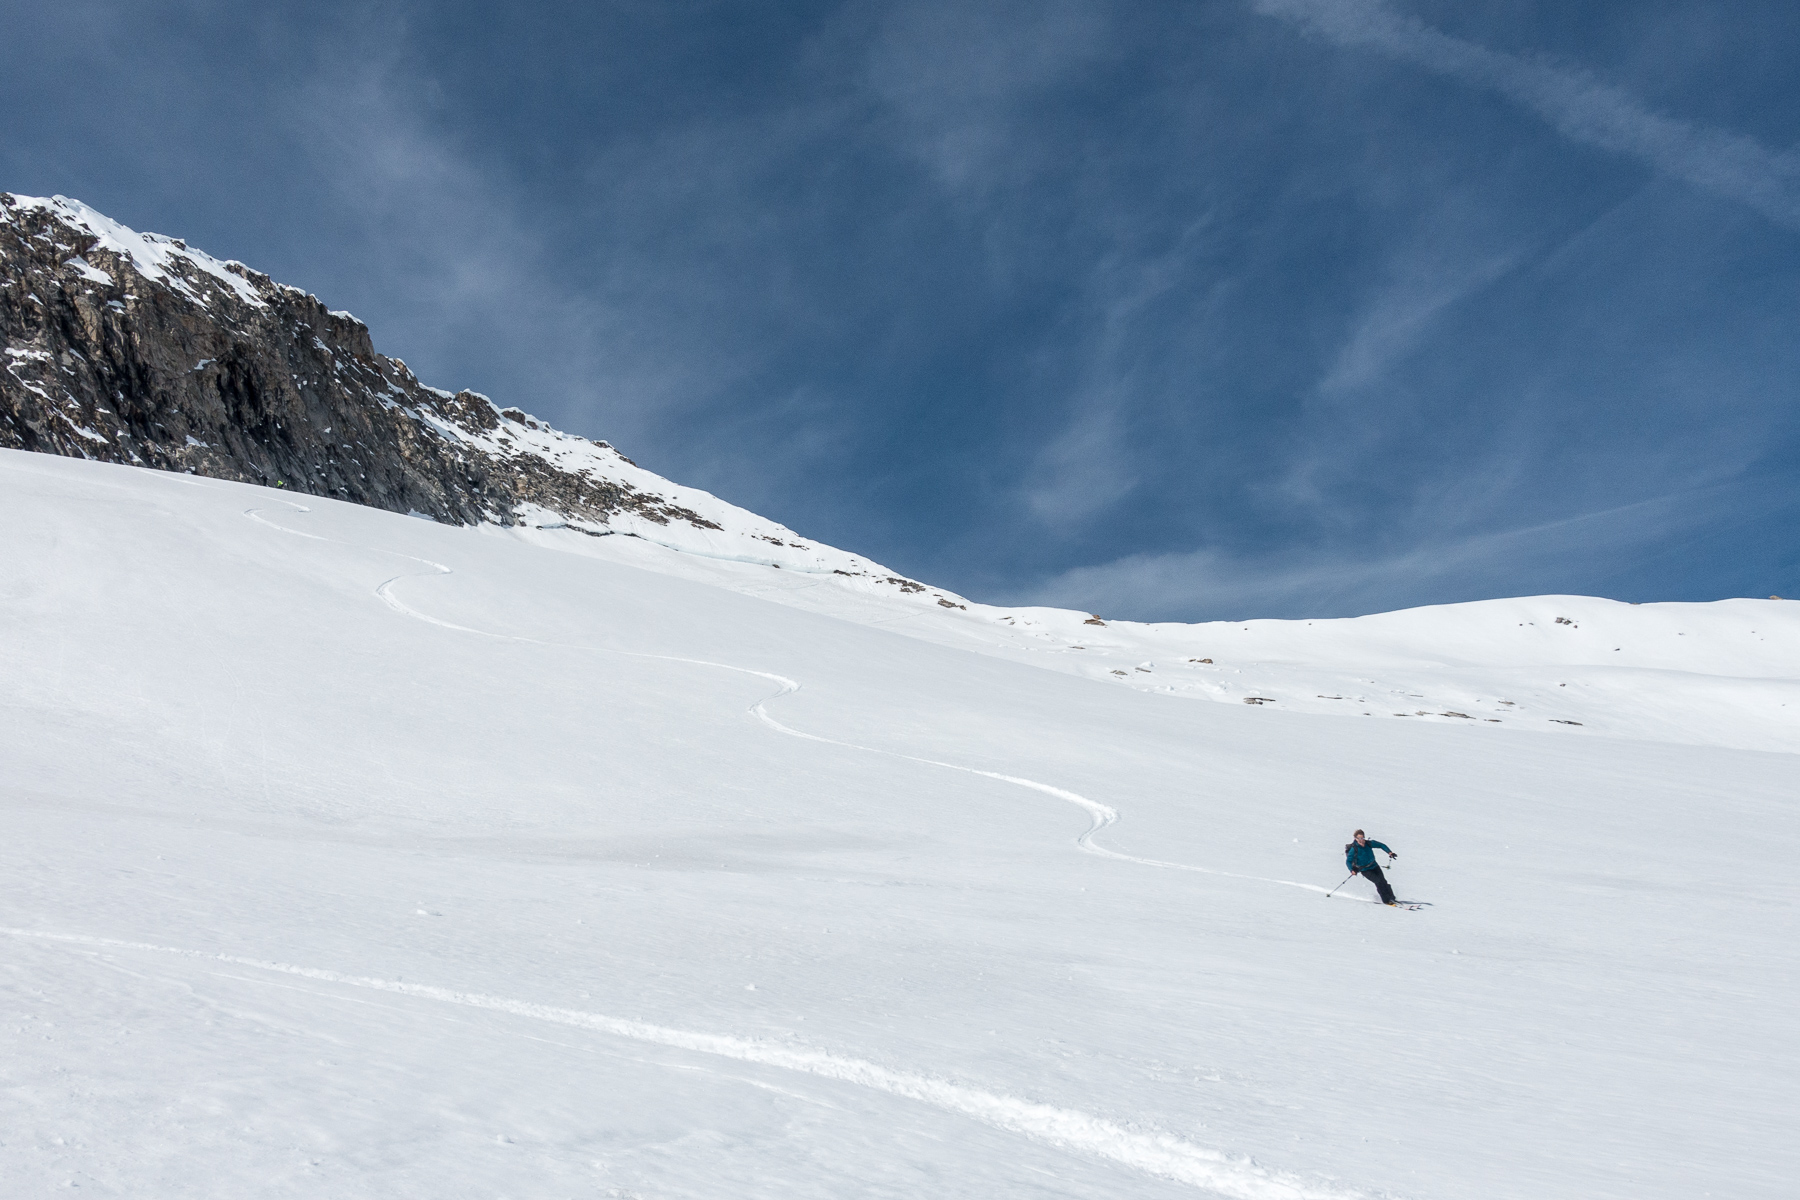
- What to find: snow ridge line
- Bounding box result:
[0,928,1363,1200]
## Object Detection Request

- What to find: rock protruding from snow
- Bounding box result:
[0,192,933,591]
[8,194,269,309]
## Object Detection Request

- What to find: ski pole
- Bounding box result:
[1325,872,1355,898]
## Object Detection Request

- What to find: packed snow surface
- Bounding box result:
[534,524,1800,754]
[2,449,1795,1199]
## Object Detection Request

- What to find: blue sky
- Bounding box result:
[5,1,1796,619]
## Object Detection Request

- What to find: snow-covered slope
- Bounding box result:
[525,527,1800,753]
[3,450,1794,1200]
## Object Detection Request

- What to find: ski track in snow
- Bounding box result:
[261,502,1351,904]
[52,500,1379,1197]
[1,928,1363,1200]
[747,705,1356,897]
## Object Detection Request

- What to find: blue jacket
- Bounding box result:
[1345,839,1392,871]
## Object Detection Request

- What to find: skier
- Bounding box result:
[1345,829,1398,905]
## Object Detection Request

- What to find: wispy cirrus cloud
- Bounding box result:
[1256,0,1800,230]
[864,0,1111,195]
[1019,222,1214,524]
[1315,239,1520,397]
[1017,479,1774,621]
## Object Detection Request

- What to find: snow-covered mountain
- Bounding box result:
[7,193,1795,754]
[0,193,923,587]
[2,450,1794,1200]
[2,195,1796,1198]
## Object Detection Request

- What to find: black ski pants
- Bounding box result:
[1356,864,1395,905]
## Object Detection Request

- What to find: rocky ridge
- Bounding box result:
[0,193,924,587]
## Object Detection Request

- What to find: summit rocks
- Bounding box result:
[0,193,714,532]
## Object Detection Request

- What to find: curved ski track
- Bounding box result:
[262,502,1346,903]
[1,927,1363,1200]
[25,496,1380,1199]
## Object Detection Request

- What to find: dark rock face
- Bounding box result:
[0,194,715,531]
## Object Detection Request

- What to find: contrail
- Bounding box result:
[1257,0,1800,229]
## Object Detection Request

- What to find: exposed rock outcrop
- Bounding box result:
[0,194,714,531]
